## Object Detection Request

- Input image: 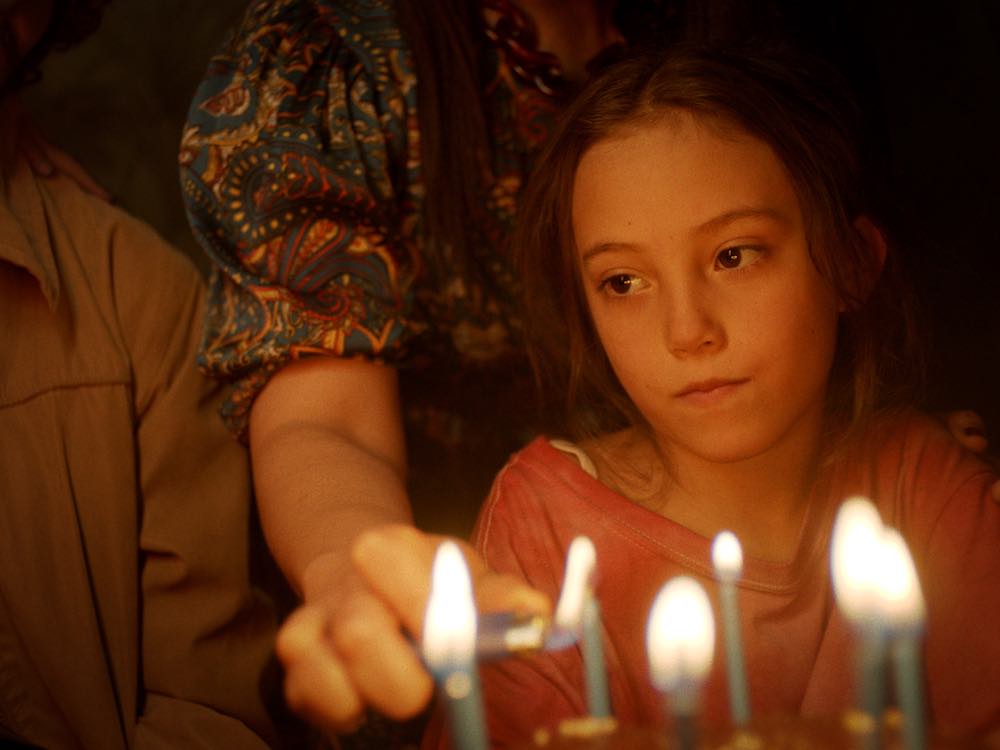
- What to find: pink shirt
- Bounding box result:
[424,411,999,748]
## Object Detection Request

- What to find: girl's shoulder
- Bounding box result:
[861,408,990,470]
[488,436,606,499]
[830,408,997,528]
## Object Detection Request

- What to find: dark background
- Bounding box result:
[25,0,1000,439]
[779,0,1000,437]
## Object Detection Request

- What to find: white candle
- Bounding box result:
[422,542,488,750]
[553,536,596,632]
[475,535,605,659]
[830,497,888,749]
[877,528,927,750]
[647,576,715,750]
[711,530,750,726]
[554,536,611,717]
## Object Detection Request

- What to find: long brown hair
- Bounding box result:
[393,0,785,287]
[394,0,489,276]
[515,43,923,448]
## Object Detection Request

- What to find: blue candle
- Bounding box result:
[422,542,488,750]
[830,496,887,749]
[582,594,611,717]
[711,531,751,727]
[878,529,927,750]
[646,577,716,750]
[857,621,888,750]
[554,537,611,718]
[892,633,926,750]
[440,667,488,750]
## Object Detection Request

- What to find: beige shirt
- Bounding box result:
[0,138,277,748]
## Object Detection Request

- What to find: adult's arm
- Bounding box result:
[252,357,551,734]
[178,3,551,732]
[251,355,427,731]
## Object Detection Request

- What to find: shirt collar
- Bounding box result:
[0,102,60,309]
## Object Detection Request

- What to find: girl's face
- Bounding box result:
[572,111,841,465]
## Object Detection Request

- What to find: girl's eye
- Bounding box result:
[599,273,646,296]
[715,246,763,271]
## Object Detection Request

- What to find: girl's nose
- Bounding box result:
[664,288,724,358]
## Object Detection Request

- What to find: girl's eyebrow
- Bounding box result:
[580,207,790,263]
[581,241,638,263]
[693,206,789,236]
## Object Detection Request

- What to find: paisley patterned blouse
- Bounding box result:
[180,0,561,445]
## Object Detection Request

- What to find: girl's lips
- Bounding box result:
[674,378,749,406]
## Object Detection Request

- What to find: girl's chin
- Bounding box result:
[663,428,790,466]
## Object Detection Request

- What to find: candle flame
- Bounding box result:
[553,536,596,632]
[830,496,884,623]
[646,576,715,693]
[711,530,743,581]
[876,528,926,630]
[422,541,477,671]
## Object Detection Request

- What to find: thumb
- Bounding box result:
[352,524,551,638]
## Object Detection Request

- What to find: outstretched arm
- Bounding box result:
[250,356,420,731]
[250,356,550,736]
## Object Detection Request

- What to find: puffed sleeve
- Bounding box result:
[179,0,423,435]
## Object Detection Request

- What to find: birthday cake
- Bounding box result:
[516,712,999,749]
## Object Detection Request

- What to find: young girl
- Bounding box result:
[423,44,1000,748]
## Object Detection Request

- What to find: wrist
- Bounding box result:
[300,550,367,604]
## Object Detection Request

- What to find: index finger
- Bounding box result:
[351,524,551,637]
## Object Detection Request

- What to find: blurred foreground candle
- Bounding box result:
[878,529,927,750]
[711,530,751,726]
[423,542,488,750]
[554,537,611,717]
[831,497,887,748]
[647,576,715,750]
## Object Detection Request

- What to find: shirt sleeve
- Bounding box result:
[179,0,422,435]
[109,209,278,748]
[892,416,1000,738]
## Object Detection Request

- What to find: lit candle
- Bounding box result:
[646,576,716,750]
[422,542,488,750]
[830,497,887,748]
[877,528,927,750]
[553,536,611,717]
[711,530,751,726]
[476,534,603,659]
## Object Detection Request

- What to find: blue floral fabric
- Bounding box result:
[180,0,561,437]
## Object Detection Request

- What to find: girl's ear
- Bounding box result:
[854,215,887,274]
[840,215,887,311]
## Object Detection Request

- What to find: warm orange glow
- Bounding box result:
[553,536,596,632]
[830,496,884,623]
[646,576,715,693]
[422,542,477,671]
[711,530,743,581]
[876,528,926,629]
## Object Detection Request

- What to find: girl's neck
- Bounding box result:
[508,0,621,80]
[591,416,827,564]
